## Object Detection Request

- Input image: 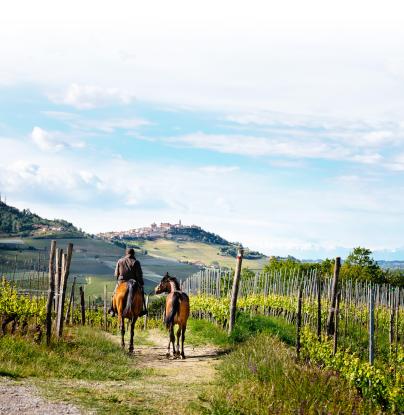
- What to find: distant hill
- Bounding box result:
[0,201,84,238]
[98,221,267,268]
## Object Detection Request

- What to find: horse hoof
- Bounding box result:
[128,349,134,355]
[181,354,186,359]
[166,353,170,359]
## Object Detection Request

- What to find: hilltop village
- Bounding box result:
[98,220,205,241]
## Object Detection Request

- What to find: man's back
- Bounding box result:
[115,252,143,285]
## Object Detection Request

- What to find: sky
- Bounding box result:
[1,0,404,259]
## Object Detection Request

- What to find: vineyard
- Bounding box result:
[1,242,404,413]
[181,267,404,412]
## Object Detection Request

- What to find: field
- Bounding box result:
[0,236,199,295]
[1,238,403,413]
[138,238,268,270]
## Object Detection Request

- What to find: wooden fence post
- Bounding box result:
[296,284,303,359]
[326,257,341,336]
[103,284,107,331]
[333,291,340,355]
[369,286,375,365]
[228,248,244,335]
[56,243,73,338]
[65,276,76,324]
[54,248,62,313]
[143,295,149,330]
[317,275,322,341]
[79,286,85,325]
[45,240,57,346]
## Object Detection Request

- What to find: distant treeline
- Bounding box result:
[253,247,404,287]
[219,245,264,260]
[0,201,83,237]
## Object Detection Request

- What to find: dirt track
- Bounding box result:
[0,378,81,415]
[0,330,221,414]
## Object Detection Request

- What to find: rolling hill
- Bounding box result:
[98,220,268,269]
[0,200,84,238]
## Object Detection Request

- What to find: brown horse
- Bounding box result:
[112,279,143,353]
[155,273,190,359]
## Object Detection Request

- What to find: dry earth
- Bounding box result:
[0,378,81,415]
[0,330,221,414]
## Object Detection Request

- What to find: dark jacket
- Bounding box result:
[114,254,144,286]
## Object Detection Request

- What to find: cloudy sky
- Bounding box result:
[1,0,404,259]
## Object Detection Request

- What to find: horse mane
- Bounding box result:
[167,276,180,291]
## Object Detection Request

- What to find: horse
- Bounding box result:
[155,273,190,359]
[112,279,143,353]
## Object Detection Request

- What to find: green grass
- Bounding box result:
[198,334,367,414]
[184,314,296,348]
[229,313,296,345]
[0,326,141,380]
[185,319,230,347]
[141,239,267,269]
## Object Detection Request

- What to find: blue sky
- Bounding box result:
[1,1,404,259]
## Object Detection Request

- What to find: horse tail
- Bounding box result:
[165,292,180,328]
[123,280,136,316]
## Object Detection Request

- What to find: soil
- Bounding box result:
[0,329,222,414]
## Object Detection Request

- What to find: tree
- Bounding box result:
[341,247,385,283]
[384,269,404,287]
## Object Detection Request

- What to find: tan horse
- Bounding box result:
[112,279,143,353]
[155,273,190,359]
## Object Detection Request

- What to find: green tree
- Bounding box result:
[341,247,385,283]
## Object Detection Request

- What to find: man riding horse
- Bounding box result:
[109,248,148,317]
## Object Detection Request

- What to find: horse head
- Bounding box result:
[155,272,180,294]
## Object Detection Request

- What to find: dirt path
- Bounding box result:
[0,378,81,415]
[107,329,222,414]
[0,330,222,415]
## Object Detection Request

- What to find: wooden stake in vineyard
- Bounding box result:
[56,243,73,338]
[228,247,244,335]
[326,257,341,336]
[296,284,303,359]
[65,276,76,324]
[79,286,85,325]
[45,240,57,346]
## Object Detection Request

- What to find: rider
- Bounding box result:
[109,247,148,317]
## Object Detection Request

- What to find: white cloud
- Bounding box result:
[30,126,85,152]
[50,83,134,110]
[163,132,384,164]
[1,1,404,117]
[43,111,150,133]
[199,165,239,174]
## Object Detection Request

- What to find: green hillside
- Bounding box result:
[131,239,268,270]
[0,201,83,238]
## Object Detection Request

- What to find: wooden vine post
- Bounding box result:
[45,240,57,346]
[333,291,340,355]
[56,243,73,338]
[54,248,63,313]
[369,285,375,365]
[228,247,244,335]
[65,276,76,324]
[296,284,303,359]
[326,257,341,336]
[143,295,149,330]
[79,286,85,325]
[316,275,322,340]
[103,284,107,331]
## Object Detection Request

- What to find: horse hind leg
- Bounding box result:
[175,326,181,357]
[166,326,175,359]
[119,315,125,349]
[129,318,136,354]
[181,326,186,359]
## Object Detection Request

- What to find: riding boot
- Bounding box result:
[139,287,148,317]
[108,282,119,316]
